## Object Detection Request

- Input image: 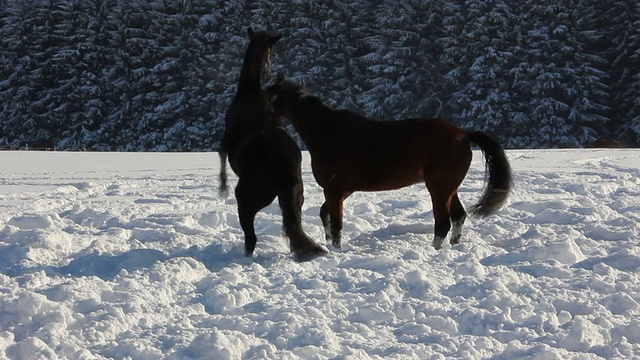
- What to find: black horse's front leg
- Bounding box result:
[218,152,229,197]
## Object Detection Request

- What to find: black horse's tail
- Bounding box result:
[278,178,327,262]
[219,151,229,197]
[465,131,513,217]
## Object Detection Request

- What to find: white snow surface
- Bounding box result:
[0,149,639,359]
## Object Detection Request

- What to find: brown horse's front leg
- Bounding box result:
[323,190,349,248]
[319,202,331,242]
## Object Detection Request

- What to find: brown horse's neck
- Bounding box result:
[237,46,267,93]
[287,96,332,150]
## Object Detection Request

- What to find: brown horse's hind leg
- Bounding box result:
[449,193,467,245]
[425,178,457,250]
[430,200,451,250]
[426,142,472,249]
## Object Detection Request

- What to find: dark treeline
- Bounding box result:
[1,0,639,151]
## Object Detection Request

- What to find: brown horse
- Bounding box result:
[266,76,513,250]
[590,139,622,148]
[217,29,326,261]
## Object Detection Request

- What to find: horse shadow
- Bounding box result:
[59,244,256,279]
[347,222,433,251]
[0,242,253,281]
[57,249,170,279]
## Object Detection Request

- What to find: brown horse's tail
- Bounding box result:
[278,178,327,262]
[465,131,513,217]
[218,151,229,197]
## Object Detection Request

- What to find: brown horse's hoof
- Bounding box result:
[293,247,328,262]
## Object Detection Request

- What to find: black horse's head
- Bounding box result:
[244,27,281,85]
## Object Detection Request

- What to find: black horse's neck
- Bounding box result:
[237,45,268,93]
[221,29,280,158]
[236,28,279,94]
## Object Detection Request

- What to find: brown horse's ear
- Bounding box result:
[269,34,282,46]
[275,72,285,83]
[269,93,278,104]
[247,27,255,38]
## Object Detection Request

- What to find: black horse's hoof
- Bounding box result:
[332,240,342,249]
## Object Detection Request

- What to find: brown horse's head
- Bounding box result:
[266,74,310,117]
[241,27,282,86]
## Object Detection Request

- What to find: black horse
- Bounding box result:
[218,28,326,261]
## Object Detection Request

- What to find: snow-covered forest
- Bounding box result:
[1,0,639,151]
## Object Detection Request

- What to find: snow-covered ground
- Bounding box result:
[0,149,639,359]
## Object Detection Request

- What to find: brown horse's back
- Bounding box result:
[590,138,622,148]
[313,118,471,192]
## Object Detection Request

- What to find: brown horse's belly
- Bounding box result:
[356,171,423,191]
[316,165,423,192]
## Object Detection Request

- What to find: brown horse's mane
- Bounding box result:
[272,79,316,105]
[276,79,371,123]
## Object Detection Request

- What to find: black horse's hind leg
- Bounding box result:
[218,152,229,197]
[238,205,258,256]
[278,179,327,261]
[235,179,276,257]
[449,193,467,245]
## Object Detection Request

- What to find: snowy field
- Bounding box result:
[0,149,639,359]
